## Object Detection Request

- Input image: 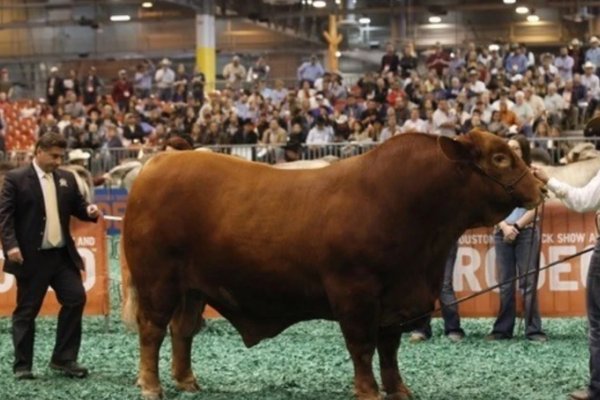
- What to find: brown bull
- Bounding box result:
[122,130,545,400]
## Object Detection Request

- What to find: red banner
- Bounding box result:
[0,219,109,316]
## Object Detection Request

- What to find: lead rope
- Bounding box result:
[398,234,593,330]
[522,202,544,335]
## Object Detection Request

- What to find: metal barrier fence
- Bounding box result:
[0,136,598,175]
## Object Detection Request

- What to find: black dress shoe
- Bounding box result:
[49,361,89,378]
[14,370,35,380]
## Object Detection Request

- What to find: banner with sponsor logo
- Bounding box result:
[0,219,109,316]
[455,200,593,317]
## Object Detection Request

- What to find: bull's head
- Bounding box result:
[439,130,546,225]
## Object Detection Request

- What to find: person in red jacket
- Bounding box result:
[111,69,133,112]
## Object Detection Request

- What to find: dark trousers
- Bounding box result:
[491,227,544,338]
[414,242,463,338]
[587,239,600,398]
[12,248,86,372]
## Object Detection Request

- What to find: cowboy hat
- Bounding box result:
[68,149,91,163]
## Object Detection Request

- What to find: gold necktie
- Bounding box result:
[42,173,62,247]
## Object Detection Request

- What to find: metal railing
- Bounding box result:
[0,136,598,176]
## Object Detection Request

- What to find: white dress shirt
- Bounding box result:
[547,172,600,212]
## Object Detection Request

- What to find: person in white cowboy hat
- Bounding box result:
[569,38,586,73]
[61,149,94,203]
[222,55,246,89]
[586,37,600,74]
[582,61,600,120]
[154,57,175,101]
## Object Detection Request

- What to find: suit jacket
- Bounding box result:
[0,165,97,278]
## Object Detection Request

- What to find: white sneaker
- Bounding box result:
[408,332,428,343]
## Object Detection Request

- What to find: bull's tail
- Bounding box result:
[121,238,139,332]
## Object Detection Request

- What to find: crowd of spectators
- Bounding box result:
[1,36,600,164]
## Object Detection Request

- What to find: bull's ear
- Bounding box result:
[438,135,476,162]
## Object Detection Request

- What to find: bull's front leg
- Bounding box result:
[377,328,413,400]
[327,277,382,400]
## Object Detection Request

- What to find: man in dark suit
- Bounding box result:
[0,132,100,380]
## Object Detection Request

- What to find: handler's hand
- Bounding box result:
[501,225,519,242]
[531,166,549,184]
[87,204,100,219]
[8,249,24,264]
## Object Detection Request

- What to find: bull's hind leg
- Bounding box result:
[377,328,412,400]
[169,290,206,392]
[136,285,178,400]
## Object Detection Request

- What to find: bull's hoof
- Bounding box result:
[141,389,163,400]
[175,379,201,392]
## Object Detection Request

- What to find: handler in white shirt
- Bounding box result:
[533,167,600,400]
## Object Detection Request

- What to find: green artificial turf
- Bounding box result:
[0,244,590,400]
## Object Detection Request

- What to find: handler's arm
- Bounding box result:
[547,170,600,213]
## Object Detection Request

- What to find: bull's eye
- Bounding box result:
[492,153,510,167]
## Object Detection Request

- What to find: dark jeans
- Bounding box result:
[587,239,600,398]
[491,227,544,338]
[413,242,463,338]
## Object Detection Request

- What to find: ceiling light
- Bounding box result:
[141,2,153,8]
[335,51,341,58]
[516,6,529,14]
[503,0,516,4]
[110,15,131,22]
[358,17,371,24]
[527,14,540,22]
[429,16,442,24]
[313,0,326,8]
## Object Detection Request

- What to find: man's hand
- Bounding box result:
[87,204,100,219]
[531,166,550,184]
[7,248,23,264]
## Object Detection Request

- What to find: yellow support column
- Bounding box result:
[196,2,216,92]
[323,14,343,72]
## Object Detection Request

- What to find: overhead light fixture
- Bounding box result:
[358,17,371,24]
[516,6,529,14]
[503,0,516,4]
[335,50,341,58]
[429,16,442,23]
[110,15,131,22]
[141,1,153,8]
[527,14,540,22]
[312,0,326,8]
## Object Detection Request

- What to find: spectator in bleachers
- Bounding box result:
[191,69,206,104]
[561,78,585,129]
[432,99,458,137]
[401,107,427,133]
[544,83,566,126]
[46,66,64,107]
[133,61,154,100]
[233,120,259,144]
[62,69,80,97]
[466,68,487,96]
[112,69,133,112]
[261,119,287,145]
[505,44,528,76]
[512,91,534,136]
[64,90,86,119]
[569,38,585,73]
[399,43,418,79]
[524,86,546,122]
[155,58,176,101]
[586,36,600,72]
[379,116,401,142]
[499,100,518,127]
[222,55,247,89]
[0,68,13,99]
[81,66,102,106]
[555,46,574,83]
[462,109,487,133]
[487,110,509,136]
[582,61,600,119]
[247,56,270,84]
[297,55,324,86]
[538,53,558,84]
[122,113,147,145]
[427,42,450,77]
[173,64,190,100]
[306,115,333,145]
[380,43,400,75]
[101,122,123,149]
